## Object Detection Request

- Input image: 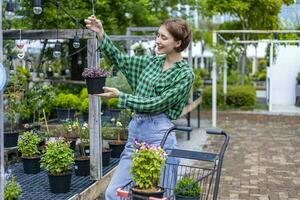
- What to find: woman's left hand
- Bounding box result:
[95,87,120,98]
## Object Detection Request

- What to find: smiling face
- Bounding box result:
[155,25,181,55]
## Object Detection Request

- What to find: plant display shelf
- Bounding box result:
[7,159,119,200]
[4,146,19,165]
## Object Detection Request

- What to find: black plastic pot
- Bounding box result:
[109,142,126,158]
[85,77,106,94]
[175,193,200,200]
[48,172,72,193]
[55,108,76,121]
[4,132,19,148]
[102,149,112,167]
[74,158,90,176]
[131,187,164,200]
[22,157,41,174]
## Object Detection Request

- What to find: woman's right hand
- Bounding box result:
[85,15,104,39]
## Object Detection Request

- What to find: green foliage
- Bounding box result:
[17,131,41,157]
[200,0,294,30]
[80,88,88,99]
[226,85,256,109]
[193,68,206,92]
[54,93,81,109]
[106,72,133,94]
[4,175,22,200]
[23,83,56,122]
[223,71,252,85]
[4,68,30,131]
[78,122,89,157]
[174,177,201,197]
[40,140,74,175]
[107,98,119,109]
[252,69,266,81]
[130,142,166,190]
[202,85,256,109]
[80,98,89,112]
[297,72,300,82]
[202,86,225,108]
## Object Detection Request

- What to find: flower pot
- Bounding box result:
[4,132,19,148]
[102,149,112,167]
[108,141,126,158]
[110,109,121,119]
[55,108,76,121]
[175,194,200,200]
[22,157,41,174]
[85,77,106,94]
[131,186,164,200]
[48,172,72,193]
[74,158,90,176]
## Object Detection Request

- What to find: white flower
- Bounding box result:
[111,118,116,122]
[116,121,123,127]
[83,123,88,128]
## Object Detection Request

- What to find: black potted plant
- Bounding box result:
[130,141,167,200]
[53,93,80,120]
[174,177,201,200]
[82,67,110,94]
[40,140,74,193]
[108,109,131,158]
[17,131,41,174]
[75,122,90,176]
[4,68,29,147]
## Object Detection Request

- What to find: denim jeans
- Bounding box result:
[105,113,177,200]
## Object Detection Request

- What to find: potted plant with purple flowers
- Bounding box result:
[130,140,167,200]
[82,67,110,94]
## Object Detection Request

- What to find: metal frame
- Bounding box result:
[211,30,300,127]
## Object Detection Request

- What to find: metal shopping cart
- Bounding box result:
[117,126,230,200]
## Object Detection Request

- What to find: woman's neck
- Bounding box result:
[163,52,182,71]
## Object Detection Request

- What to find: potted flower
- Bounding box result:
[82,67,110,94]
[53,93,80,120]
[61,119,80,150]
[4,174,22,200]
[74,122,90,176]
[17,131,41,174]
[40,140,74,193]
[4,69,28,147]
[174,177,201,200]
[108,109,131,158]
[130,140,167,199]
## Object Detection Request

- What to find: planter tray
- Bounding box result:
[4,146,19,165]
[8,158,119,200]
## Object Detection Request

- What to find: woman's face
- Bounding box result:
[155,25,181,55]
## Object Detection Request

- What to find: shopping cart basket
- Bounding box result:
[117,126,230,200]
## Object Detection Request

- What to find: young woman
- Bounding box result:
[85,16,194,199]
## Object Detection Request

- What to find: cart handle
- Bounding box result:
[160,126,193,147]
[116,188,129,198]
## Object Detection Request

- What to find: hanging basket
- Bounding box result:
[85,77,106,94]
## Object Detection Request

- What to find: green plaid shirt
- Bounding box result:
[98,33,194,120]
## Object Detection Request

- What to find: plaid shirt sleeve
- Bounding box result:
[97,33,153,91]
[117,70,194,113]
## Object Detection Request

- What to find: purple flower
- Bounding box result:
[82,67,110,78]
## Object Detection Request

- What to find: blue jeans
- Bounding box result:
[105,113,177,200]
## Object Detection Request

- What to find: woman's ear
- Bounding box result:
[175,40,182,49]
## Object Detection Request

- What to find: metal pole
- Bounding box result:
[269,41,273,112]
[212,32,217,127]
[223,58,227,98]
[0,0,4,198]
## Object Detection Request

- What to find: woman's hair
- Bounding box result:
[161,18,192,52]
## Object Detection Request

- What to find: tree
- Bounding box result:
[199,0,295,84]
[8,0,196,79]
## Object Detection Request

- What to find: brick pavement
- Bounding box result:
[200,111,300,200]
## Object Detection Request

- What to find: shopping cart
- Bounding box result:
[116,126,230,200]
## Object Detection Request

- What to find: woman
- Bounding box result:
[85,16,194,199]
